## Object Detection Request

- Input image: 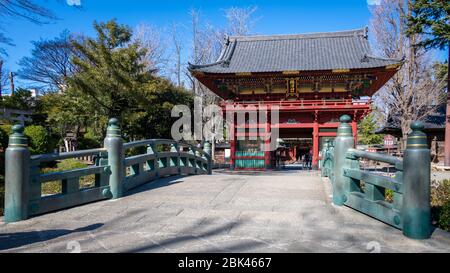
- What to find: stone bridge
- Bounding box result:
[1,170,449,253]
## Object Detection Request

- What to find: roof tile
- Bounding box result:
[189,28,402,73]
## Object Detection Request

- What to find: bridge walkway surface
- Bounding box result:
[1,170,450,253]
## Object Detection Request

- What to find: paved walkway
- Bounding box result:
[1,170,450,253]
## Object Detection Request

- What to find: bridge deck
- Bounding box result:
[1,170,450,253]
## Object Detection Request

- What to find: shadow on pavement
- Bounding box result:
[125,175,186,196]
[122,217,265,253]
[0,223,104,251]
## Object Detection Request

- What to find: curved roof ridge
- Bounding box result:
[362,54,404,63]
[188,27,403,74]
[188,60,227,69]
[229,28,368,42]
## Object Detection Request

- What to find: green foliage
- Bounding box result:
[357,114,384,145]
[1,19,192,163]
[0,124,11,151]
[431,179,450,232]
[77,128,102,150]
[126,78,193,140]
[406,0,450,50]
[437,201,450,231]
[65,19,193,140]
[431,179,450,206]
[41,159,94,195]
[67,19,150,119]
[24,125,50,155]
[0,88,35,111]
[433,61,448,92]
[385,189,394,203]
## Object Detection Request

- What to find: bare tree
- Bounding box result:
[187,6,259,102]
[17,30,75,91]
[0,58,9,95]
[370,0,446,148]
[133,23,167,74]
[0,0,57,24]
[0,31,14,56]
[0,0,58,54]
[187,8,219,102]
[170,22,183,87]
[184,6,260,157]
[224,6,259,36]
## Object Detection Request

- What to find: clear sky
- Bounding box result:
[0,0,445,89]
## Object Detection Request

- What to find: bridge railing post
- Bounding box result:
[402,121,431,239]
[147,143,159,178]
[332,115,354,206]
[170,142,180,174]
[203,140,212,175]
[4,124,30,222]
[104,118,124,199]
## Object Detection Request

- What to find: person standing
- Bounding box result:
[304,151,310,170]
[306,149,313,170]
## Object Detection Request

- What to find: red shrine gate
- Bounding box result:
[222,99,370,169]
[189,28,402,170]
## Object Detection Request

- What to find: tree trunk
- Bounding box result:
[444,46,450,166]
[0,59,3,97]
[9,71,14,94]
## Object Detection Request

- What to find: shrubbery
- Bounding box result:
[0,124,12,151]
[437,201,450,231]
[24,125,51,155]
[431,179,450,231]
[77,128,101,150]
[77,137,101,150]
[41,159,94,195]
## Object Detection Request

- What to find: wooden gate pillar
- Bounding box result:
[312,112,319,169]
[351,119,358,146]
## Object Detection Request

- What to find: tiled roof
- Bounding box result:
[376,104,446,134]
[189,28,402,74]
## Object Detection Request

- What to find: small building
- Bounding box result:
[189,28,402,170]
[376,104,446,163]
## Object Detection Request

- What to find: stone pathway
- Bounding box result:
[1,170,449,253]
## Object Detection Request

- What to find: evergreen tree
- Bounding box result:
[67,19,151,120]
[66,19,192,140]
[406,0,449,98]
[358,114,384,145]
[406,0,449,163]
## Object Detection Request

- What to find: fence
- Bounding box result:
[322,115,431,240]
[4,118,212,223]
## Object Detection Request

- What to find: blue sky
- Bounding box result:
[0,0,445,89]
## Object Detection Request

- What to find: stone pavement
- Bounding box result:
[1,170,450,253]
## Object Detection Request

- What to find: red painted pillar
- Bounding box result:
[312,118,319,169]
[229,108,236,170]
[230,139,235,170]
[351,120,358,147]
[265,111,271,168]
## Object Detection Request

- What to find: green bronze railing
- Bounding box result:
[323,115,431,240]
[4,118,212,223]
